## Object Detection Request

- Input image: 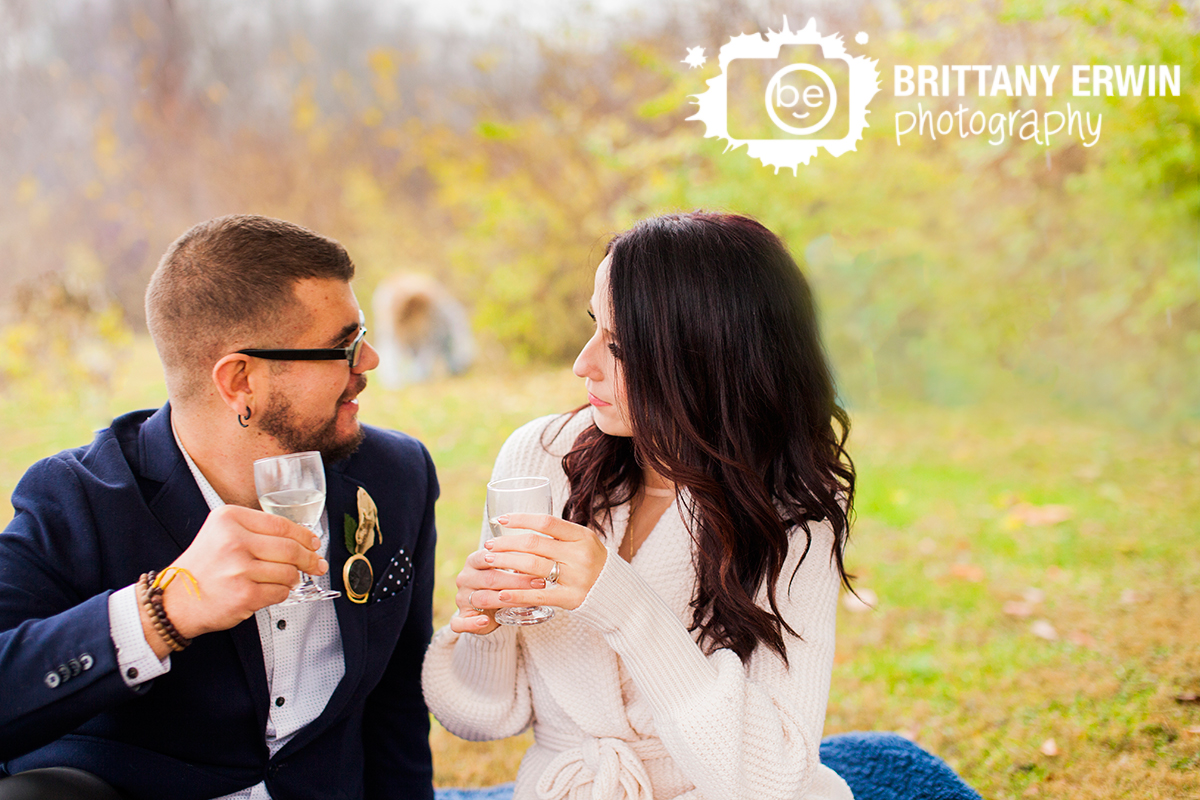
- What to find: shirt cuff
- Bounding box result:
[109,584,171,687]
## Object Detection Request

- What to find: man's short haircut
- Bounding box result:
[145,215,355,402]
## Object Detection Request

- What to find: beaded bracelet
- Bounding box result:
[137,573,176,652]
[138,571,192,652]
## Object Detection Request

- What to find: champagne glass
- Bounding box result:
[254,451,341,605]
[486,476,554,625]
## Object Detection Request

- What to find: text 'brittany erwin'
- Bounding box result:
[891,65,1180,149]
[894,64,1182,98]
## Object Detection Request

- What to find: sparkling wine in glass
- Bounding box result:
[254,450,341,605]
[486,476,554,626]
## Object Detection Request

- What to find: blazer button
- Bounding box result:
[44,671,61,689]
[69,658,82,677]
[79,653,94,671]
[57,665,72,683]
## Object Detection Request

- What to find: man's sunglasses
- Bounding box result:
[238,312,368,369]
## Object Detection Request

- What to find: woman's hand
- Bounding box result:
[481,513,609,613]
[449,547,549,635]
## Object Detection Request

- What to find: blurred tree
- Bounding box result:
[0,0,1193,422]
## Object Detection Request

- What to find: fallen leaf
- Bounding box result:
[1007,503,1073,527]
[1067,630,1096,648]
[1040,738,1059,757]
[1003,600,1035,618]
[950,563,985,582]
[842,588,877,613]
[1031,620,1058,641]
[1183,726,1200,736]
[994,491,1022,508]
[1119,589,1147,605]
[1175,692,1200,704]
[1023,587,1045,605]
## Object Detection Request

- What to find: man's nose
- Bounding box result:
[355,340,381,374]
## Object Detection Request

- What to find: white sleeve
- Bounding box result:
[421,622,533,740]
[570,523,842,800]
[108,585,171,687]
[420,417,567,740]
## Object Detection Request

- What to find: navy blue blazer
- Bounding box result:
[0,405,437,800]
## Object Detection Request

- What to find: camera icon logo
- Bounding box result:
[688,18,880,174]
[766,63,837,135]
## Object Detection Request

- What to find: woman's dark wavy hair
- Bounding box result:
[559,211,855,665]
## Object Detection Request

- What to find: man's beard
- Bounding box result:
[257,379,366,464]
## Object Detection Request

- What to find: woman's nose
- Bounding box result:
[573,335,600,380]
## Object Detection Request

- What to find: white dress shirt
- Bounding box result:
[108,425,345,800]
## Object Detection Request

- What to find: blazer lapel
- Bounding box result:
[138,404,209,553]
[137,404,270,730]
[327,467,368,703]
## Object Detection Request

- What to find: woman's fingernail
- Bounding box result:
[484,554,495,563]
[498,592,510,602]
[531,578,546,589]
[496,515,510,525]
[475,615,488,626]
[484,540,494,550]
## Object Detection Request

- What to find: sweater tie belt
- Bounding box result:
[534,732,667,800]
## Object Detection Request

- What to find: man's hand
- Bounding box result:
[140,505,326,654]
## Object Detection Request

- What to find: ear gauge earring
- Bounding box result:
[237,406,252,428]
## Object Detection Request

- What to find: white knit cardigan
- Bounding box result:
[422,412,853,800]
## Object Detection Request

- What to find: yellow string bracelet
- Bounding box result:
[151,567,200,598]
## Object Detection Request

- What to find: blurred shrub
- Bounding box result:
[0,243,133,393]
[0,0,1193,424]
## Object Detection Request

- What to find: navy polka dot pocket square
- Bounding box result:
[372,547,415,602]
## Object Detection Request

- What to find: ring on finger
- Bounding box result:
[468,590,484,612]
[546,561,561,585]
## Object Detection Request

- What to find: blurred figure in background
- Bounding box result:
[373,273,475,390]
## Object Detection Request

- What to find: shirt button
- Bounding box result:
[275,696,285,707]
[126,667,139,680]
[276,619,287,631]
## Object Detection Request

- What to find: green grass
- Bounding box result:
[2,340,1197,799]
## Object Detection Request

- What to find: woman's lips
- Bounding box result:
[588,392,612,408]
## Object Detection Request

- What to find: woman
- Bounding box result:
[423,212,981,800]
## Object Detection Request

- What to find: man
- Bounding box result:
[0,216,437,799]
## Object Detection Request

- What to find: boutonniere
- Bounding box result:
[342,487,381,604]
